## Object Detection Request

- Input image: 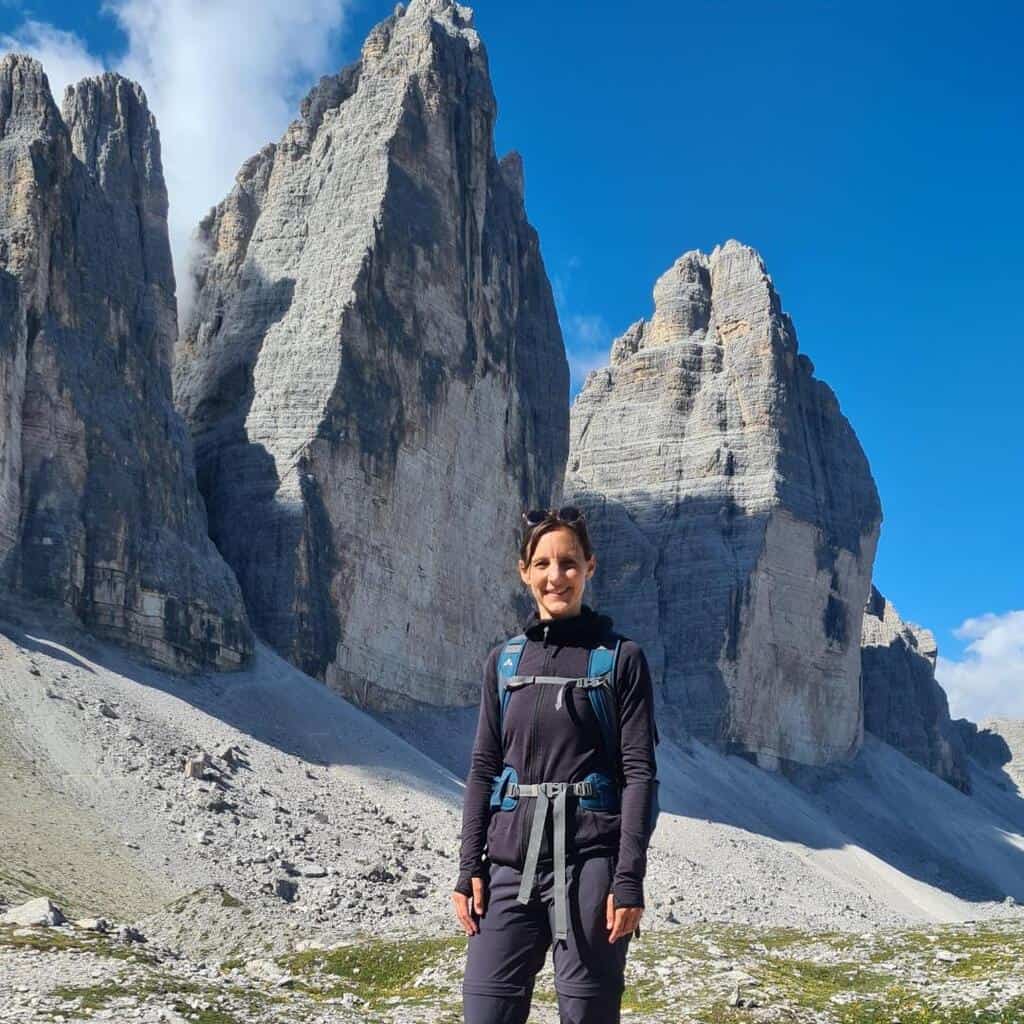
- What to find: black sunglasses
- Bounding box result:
[522,506,585,528]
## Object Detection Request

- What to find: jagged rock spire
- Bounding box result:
[566,240,881,768]
[174,1,567,704]
[0,55,252,671]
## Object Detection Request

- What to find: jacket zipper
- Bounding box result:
[519,623,550,865]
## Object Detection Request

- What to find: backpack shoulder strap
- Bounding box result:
[585,633,622,775]
[497,634,527,732]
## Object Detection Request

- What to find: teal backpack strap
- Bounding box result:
[489,636,527,815]
[585,636,622,777]
[497,634,527,734]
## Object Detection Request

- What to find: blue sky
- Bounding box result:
[3,0,1021,718]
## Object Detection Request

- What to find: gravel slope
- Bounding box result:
[1,600,1022,968]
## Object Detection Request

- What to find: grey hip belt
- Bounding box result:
[510,779,594,941]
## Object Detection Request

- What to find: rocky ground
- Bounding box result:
[2,909,1023,1023]
[2,601,1024,1022]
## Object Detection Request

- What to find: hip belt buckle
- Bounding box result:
[540,781,569,798]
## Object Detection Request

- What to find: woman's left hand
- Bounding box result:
[606,894,643,943]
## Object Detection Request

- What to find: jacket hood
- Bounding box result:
[522,602,615,645]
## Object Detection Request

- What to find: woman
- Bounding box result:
[452,506,659,1024]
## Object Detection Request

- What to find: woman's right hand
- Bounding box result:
[451,876,486,935]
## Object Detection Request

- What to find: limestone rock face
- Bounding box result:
[861,586,970,790]
[565,241,881,768]
[955,718,1014,772]
[0,56,252,671]
[174,0,568,707]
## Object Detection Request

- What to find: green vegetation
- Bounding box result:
[280,934,466,1006]
[49,981,133,1010]
[0,922,163,963]
[696,994,1024,1024]
[0,923,94,954]
[45,973,239,1021]
[6,916,1023,1022]
[754,956,891,1009]
[698,919,1024,1024]
[170,1001,242,1024]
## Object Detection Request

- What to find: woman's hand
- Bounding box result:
[451,876,487,935]
[606,893,643,943]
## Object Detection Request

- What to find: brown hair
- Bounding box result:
[519,516,594,567]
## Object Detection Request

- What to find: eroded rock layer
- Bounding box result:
[0,56,252,671]
[174,0,568,706]
[566,241,881,767]
[862,585,970,790]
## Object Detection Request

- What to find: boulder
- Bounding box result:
[74,916,110,932]
[183,752,211,779]
[1,896,65,927]
[273,878,298,902]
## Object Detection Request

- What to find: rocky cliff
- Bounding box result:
[861,585,970,790]
[0,56,252,671]
[174,0,568,707]
[565,241,881,768]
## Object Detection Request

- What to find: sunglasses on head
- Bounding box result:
[522,506,585,528]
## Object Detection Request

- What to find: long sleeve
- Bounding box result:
[611,643,658,907]
[454,644,504,895]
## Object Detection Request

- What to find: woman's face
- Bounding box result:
[518,526,596,620]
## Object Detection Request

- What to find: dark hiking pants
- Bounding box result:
[462,855,632,1024]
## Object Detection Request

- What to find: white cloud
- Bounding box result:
[110,0,350,318]
[2,0,354,319]
[567,348,610,393]
[566,313,607,347]
[564,313,611,397]
[552,264,615,398]
[935,609,1024,722]
[0,20,103,100]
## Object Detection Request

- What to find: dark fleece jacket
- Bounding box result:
[454,604,658,907]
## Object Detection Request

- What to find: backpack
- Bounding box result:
[490,629,661,833]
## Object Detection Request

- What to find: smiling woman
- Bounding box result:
[452,505,660,1024]
[518,507,595,620]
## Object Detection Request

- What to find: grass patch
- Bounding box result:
[50,982,133,1010]
[170,1001,241,1024]
[697,993,1024,1024]
[867,921,1024,978]
[755,956,891,1009]
[620,977,670,1015]
[0,923,162,963]
[48,972,209,1011]
[835,992,1024,1023]
[280,935,466,1006]
[0,924,95,954]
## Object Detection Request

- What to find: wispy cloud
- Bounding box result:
[1,0,353,319]
[553,265,614,398]
[0,20,103,96]
[935,609,1024,721]
[564,313,612,394]
[566,313,607,347]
